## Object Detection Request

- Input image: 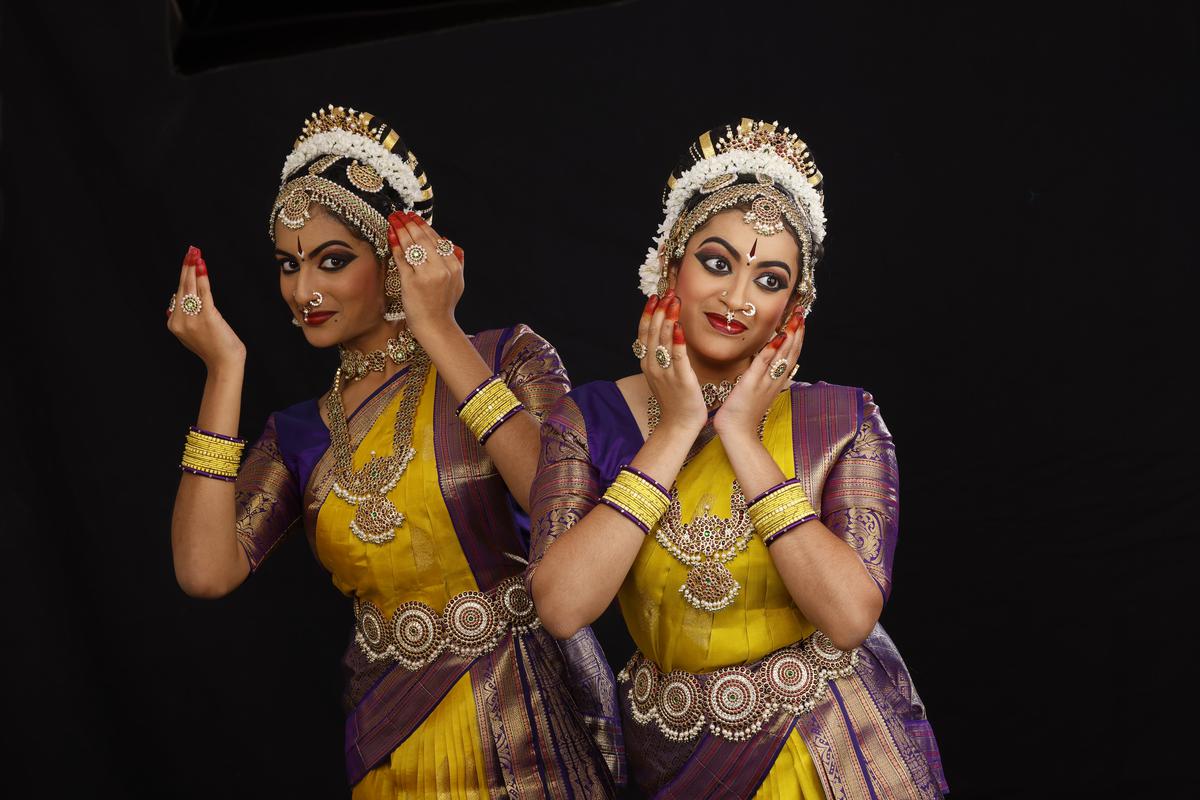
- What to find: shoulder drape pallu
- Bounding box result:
[233,326,622,798]
[528,381,949,799]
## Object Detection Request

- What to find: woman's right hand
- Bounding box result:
[166,246,247,370]
[637,289,707,436]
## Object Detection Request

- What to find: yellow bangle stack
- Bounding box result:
[180,426,247,482]
[747,480,818,546]
[600,466,672,534]
[456,375,524,445]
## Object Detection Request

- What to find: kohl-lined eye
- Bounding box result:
[278,258,299,274]
[696,252,731,274]
[755,272,788,292]
[320,253,356,271]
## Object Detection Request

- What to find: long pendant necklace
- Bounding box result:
[648,393,766,612]
[326,336,430,545]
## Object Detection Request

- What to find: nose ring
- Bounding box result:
[741,302,756,318]
[307,291,324,308]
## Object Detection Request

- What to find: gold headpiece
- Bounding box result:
[713,120,823,199]
[296,105,397,151]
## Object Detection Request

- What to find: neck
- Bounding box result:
[341,321,405,355]
[686,346,752,387]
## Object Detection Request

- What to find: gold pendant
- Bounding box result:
[331,447,416,544]
[680,561,741,612]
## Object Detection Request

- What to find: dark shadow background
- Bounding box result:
[1,1,1195,797]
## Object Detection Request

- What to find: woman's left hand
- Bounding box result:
[713,307,805,438]
[387,211,467,339]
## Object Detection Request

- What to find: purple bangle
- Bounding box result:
[189,425,246,445]
[478,402,525,445]
[598,496,652,535]
[455,375,501,417]
[619,465,671,500]
[180,463,238,482]
[762,512,819,547]
[747,478,802,508]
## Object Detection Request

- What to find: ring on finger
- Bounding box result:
[655,345,672,369]
[789,363,800,380]
[168,294,176,313]
[632,340,648,359]
[435,238,455,258]
[404,243,429,267]
[769,358,789,380]
[180,293,203,316]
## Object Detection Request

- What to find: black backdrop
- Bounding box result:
[2,2,1196,798]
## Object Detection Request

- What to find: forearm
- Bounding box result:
[721,429,882,649]
[170,362,250,597]
[533,423,696,638]
[418,323,541,511]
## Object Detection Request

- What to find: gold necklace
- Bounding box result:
[338,331,420,381]
[327,346,431,545]
[700,375,740,408]
[647,395,766,612]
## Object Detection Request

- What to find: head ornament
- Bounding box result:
[639,119,827,311]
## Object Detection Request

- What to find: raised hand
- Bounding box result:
[636,290,708,436]
[386,211,466,341]
[714,307,804,438]
[166,246,246,370]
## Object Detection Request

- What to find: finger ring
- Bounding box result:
[789,363,799,380]
[180,293,203,316]
[655,345,672,369]
[632,340,648,359]
[167,294,176,313]
[404,243,428,267]
[435,238,455,258]
[769,358,789,380]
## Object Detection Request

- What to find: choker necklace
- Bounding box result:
[327,347,431,545]
[700,375,741,408]
[338,331,421,381]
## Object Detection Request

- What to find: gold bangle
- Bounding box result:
[747,480,817,545]
[456,376,524,444]
[180,428,246,480]
[600,467,671,534]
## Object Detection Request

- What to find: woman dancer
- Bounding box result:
[529,119,947,798]
[168,106,620,798]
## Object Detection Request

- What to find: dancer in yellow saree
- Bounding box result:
[168,106,619,798]
[529,119,947,798]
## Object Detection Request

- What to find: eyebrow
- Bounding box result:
[274,239,353,259]
[699,236,793,277]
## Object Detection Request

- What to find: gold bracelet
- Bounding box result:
[456,376,524,444]
[600,466,671,534]
[747,480,817,546]
[180,427,246,481]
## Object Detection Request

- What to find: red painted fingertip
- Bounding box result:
[663,288,676,303]
[643,294,658,315]
[387,211,409,226]
[453,245,465,261]
[387,226,400,247]
[668,297,681,321]
[770,333,787,348]
[196,257,208,278]
[787,313,801,333]
[185,245,200,266]
[673,322,685,345]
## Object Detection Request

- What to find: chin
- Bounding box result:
[691,328,761,364]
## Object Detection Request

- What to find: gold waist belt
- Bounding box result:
[353,575,539,671]
[617,631,859,742]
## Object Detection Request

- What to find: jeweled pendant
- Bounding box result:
[680,561,741,612]
[348,493,405,544]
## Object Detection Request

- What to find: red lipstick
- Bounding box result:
[304,311,336,326]
[705,312,747,335]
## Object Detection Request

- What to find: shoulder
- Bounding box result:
[470,324,564,373]
[789,380,879,421]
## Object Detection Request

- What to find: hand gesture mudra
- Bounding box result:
[166,246,247,369]
[635,290,709,435]
[713,307,805,437]
[387,211,466,338]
